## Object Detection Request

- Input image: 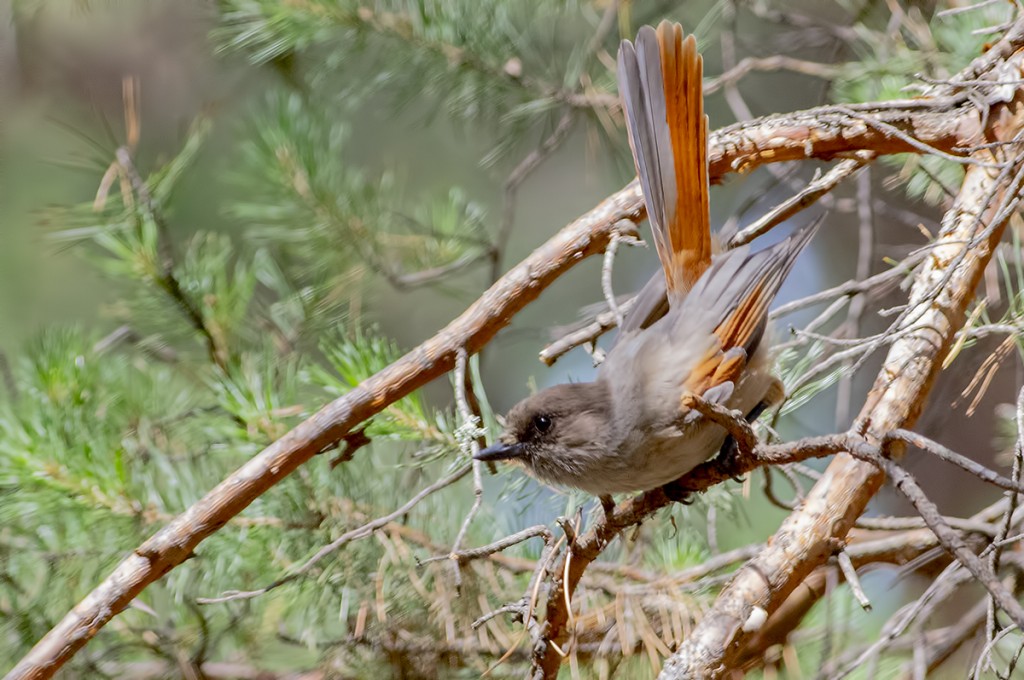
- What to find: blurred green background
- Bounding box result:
[2,1,1022,677]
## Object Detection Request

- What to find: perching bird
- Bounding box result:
[475,22,817,496]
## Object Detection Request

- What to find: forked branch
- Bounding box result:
[11,15,1024,680]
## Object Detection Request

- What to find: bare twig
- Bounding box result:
[476,530,563,672]
[835,166,875,427]
[836,550,871,611]
[490,110,577,282]
[901,598,989,677]
[987,386,1024,653]
[772,499,1017,676]
[832,106,1007,169]
[660,22,1024,676]
[729,157,871,248]
[770,252,924,319]
[704,55,842,96]
[886,429,1024,495]
[937,0,1003,18]
[601,232,625,329]
[383,252,491,290]
[15,15,1024,678]
[196,463,471,604]
[853,458,1024,628]
[972,623,1021,678]
[426,525,552,568]
[538,297,640,366]
[448,348,486,593]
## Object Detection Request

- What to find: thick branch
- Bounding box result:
[660,47,1024,680]
[12,17,1024,679]
[530,434,855,679]
[5,183,643,680]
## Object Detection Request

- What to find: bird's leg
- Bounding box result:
[680,392,757,453]
[713,377,784,476]
[599,494,616,521]
[715,404,764,480]
[680,391,760,480]
[662,481,695,505]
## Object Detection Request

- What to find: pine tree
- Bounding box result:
[6,2,1024,678]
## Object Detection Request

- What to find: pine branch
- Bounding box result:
[13,19,1024,674]
[115,146,229,369]
[660,17,1024,677]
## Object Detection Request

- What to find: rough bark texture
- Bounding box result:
[8,21,1024,680]
[659,63,1024,680]
[4,186,645,680]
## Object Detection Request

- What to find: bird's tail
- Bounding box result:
[618,21,711,298]
[680,217,822,396]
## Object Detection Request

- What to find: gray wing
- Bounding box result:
[600,218,820,433]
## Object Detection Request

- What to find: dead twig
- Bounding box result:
[729,157,871,248]
[448,347,486,593]
[848,450,1024,628]
[16,14,1024,679]
[8,150,646,680]
[421,525,552,569]
[836,550,871,611]
[660,20,1024,676]
[196,463,471,605]
[886,429,1024,495]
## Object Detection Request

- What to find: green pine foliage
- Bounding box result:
[832,0,1016,206]
[3,2,651,672]
[7,1,1024,677]
[213,0,617,161]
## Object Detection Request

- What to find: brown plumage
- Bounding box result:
[618,21,711,298]
[476,23,818,496]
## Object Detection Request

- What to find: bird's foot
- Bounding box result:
[662,480,695,505]
[713,436,745,483]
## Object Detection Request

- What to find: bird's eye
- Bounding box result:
[533,414,553,434]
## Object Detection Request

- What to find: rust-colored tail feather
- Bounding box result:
[683,218,822,395]
[618,21,711,298]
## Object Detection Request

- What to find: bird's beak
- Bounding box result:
[474,441,526,462]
